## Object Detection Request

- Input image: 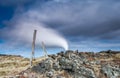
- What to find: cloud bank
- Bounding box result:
[0,0,70,51]
[1,0,120,53]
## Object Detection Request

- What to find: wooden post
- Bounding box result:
[41,41,48,58]
[30,30,37,67]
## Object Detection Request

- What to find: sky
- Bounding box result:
[0,0,120,57]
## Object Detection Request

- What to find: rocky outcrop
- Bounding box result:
[101,65,120,78]
[18,50,120,78]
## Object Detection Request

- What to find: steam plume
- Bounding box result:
[8,12,68,50]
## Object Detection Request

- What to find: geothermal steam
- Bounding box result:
[10,14,68,50]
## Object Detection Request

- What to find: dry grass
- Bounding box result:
[61,70,71,78]
[0,55,45,77]
[114,53,120,59]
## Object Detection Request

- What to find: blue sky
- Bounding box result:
[0,0,120,57]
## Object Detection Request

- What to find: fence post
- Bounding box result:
[30,30,37,67]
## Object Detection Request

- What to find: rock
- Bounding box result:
[69,66,96,78]
[101,65,120,78]
[44,58,53,70]
[53,62,60,71]
[48,54,56,60]
[95,60,101,65]
[46,71,54,78]
[17,50,120,78]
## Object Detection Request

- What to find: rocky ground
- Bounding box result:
[0,50,120,78]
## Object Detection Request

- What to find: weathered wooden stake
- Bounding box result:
[41,41,48,58]
[30,30,37,67]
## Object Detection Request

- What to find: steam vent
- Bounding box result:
[1,50,120,78]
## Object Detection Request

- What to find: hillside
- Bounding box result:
[0,54,45,78]
[0,50,120,78]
